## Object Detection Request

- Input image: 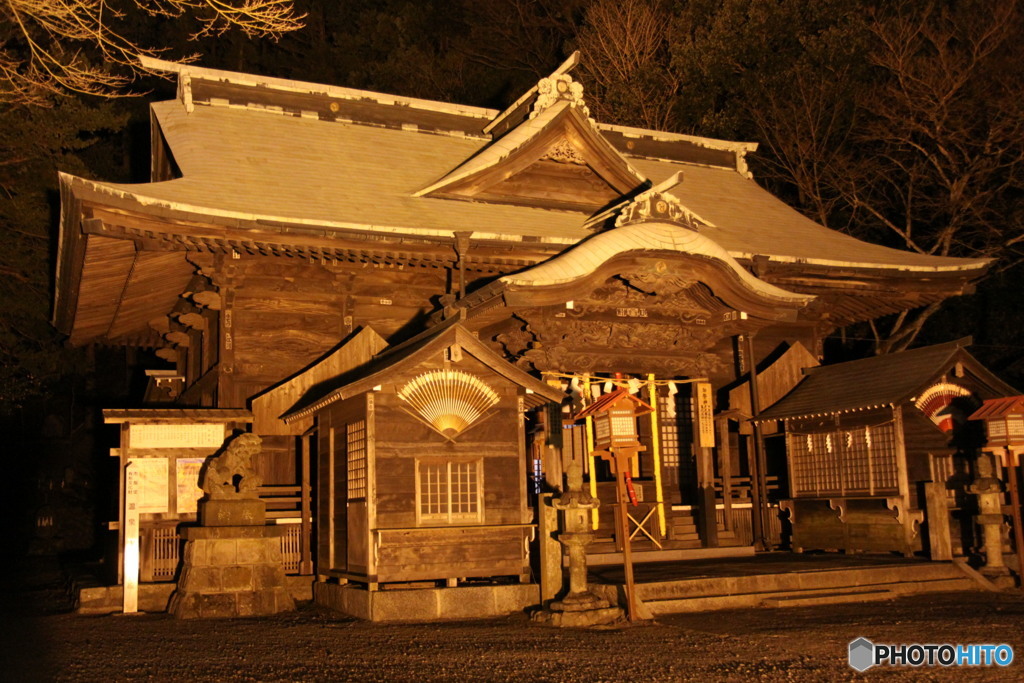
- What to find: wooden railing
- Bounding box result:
[713,475,781,499]
[140,522,304,581]
[258,484,303,520]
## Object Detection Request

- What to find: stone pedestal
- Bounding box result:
[201,498,266,526]
[170,525,295,619]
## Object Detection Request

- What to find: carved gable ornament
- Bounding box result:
[414,59,646,212]
[614,179,706,233]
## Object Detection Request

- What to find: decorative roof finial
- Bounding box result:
[532,73,589,119]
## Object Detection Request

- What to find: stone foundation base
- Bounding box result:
[170,525,295,619]
[531,605,624,628]
[314,580,538,621]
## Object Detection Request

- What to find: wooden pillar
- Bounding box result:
[892,406,915,557]
[647,374,667,537]
[717,418,734,533]
[299,433,313,575]
[744,334,770,550]
[582,375,599,530]
[694,382,718,548]
[613,454,638,622]
[1004,448,1024,576]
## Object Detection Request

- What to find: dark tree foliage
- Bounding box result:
[0,98,132,411]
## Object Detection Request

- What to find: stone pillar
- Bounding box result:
[924,481,953,561]
[538,493,562,605]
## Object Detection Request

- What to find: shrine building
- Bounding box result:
[54,55,1005,618]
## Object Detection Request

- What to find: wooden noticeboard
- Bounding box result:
[127,458,170,514]
[175,458,206,514]
[694,382,715,448]
[104,409,254,585]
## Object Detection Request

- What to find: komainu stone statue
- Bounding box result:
[170,432,294,619]
[201,433,263,499]
[199,433,266,527]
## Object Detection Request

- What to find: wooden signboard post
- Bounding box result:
[595,446,642,621]
[123,461,141,614]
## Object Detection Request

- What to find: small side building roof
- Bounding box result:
[968,395,1024,421]
[281,320,564,421]
[756,338,1016,422]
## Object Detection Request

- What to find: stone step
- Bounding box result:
[642,575,979,616]
[586,544,755,566]
[759,588,893,607]
[635,561,969,602]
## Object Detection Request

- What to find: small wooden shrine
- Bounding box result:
[279,321,562,587]
[757,339,1015,556]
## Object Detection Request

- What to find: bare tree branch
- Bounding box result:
[1,0,305,105]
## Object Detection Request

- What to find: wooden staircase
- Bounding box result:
[583,508,756,566]
[670,509,744,548]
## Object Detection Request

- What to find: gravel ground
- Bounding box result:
[6,561,1024,682]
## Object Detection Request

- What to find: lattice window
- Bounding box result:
[843,429,871,493]
[811,432,835,493]
[417,460,482,523]
[658,398,680,468]
[868,422,899,492]
[347,420,367,500]
[791,422,900,497]
[788,432,817,496]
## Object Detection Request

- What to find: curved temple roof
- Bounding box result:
[59,60,989,276]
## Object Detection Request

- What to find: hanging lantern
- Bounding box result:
[575,387,652,451]
[969,396,1024,450]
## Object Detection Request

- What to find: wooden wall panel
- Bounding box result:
[375,526,526,582]
[900,406,956,495]
[253,433,296,485]
[207,257,448,406]
[373,455,416,529]
[482,456,526,525]
[316,412,332,574]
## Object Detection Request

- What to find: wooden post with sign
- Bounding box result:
[693,382,719,547]
[1006,448,1024,580]
[123,461,140,614]
[575,386,653,622]
[612,451,638,621]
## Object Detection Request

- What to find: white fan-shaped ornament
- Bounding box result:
[398,370,500,437]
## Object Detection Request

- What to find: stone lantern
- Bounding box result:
[969,397,1024,579]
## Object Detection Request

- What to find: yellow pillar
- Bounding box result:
[583,375,599,530]
[648,374,667,537]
